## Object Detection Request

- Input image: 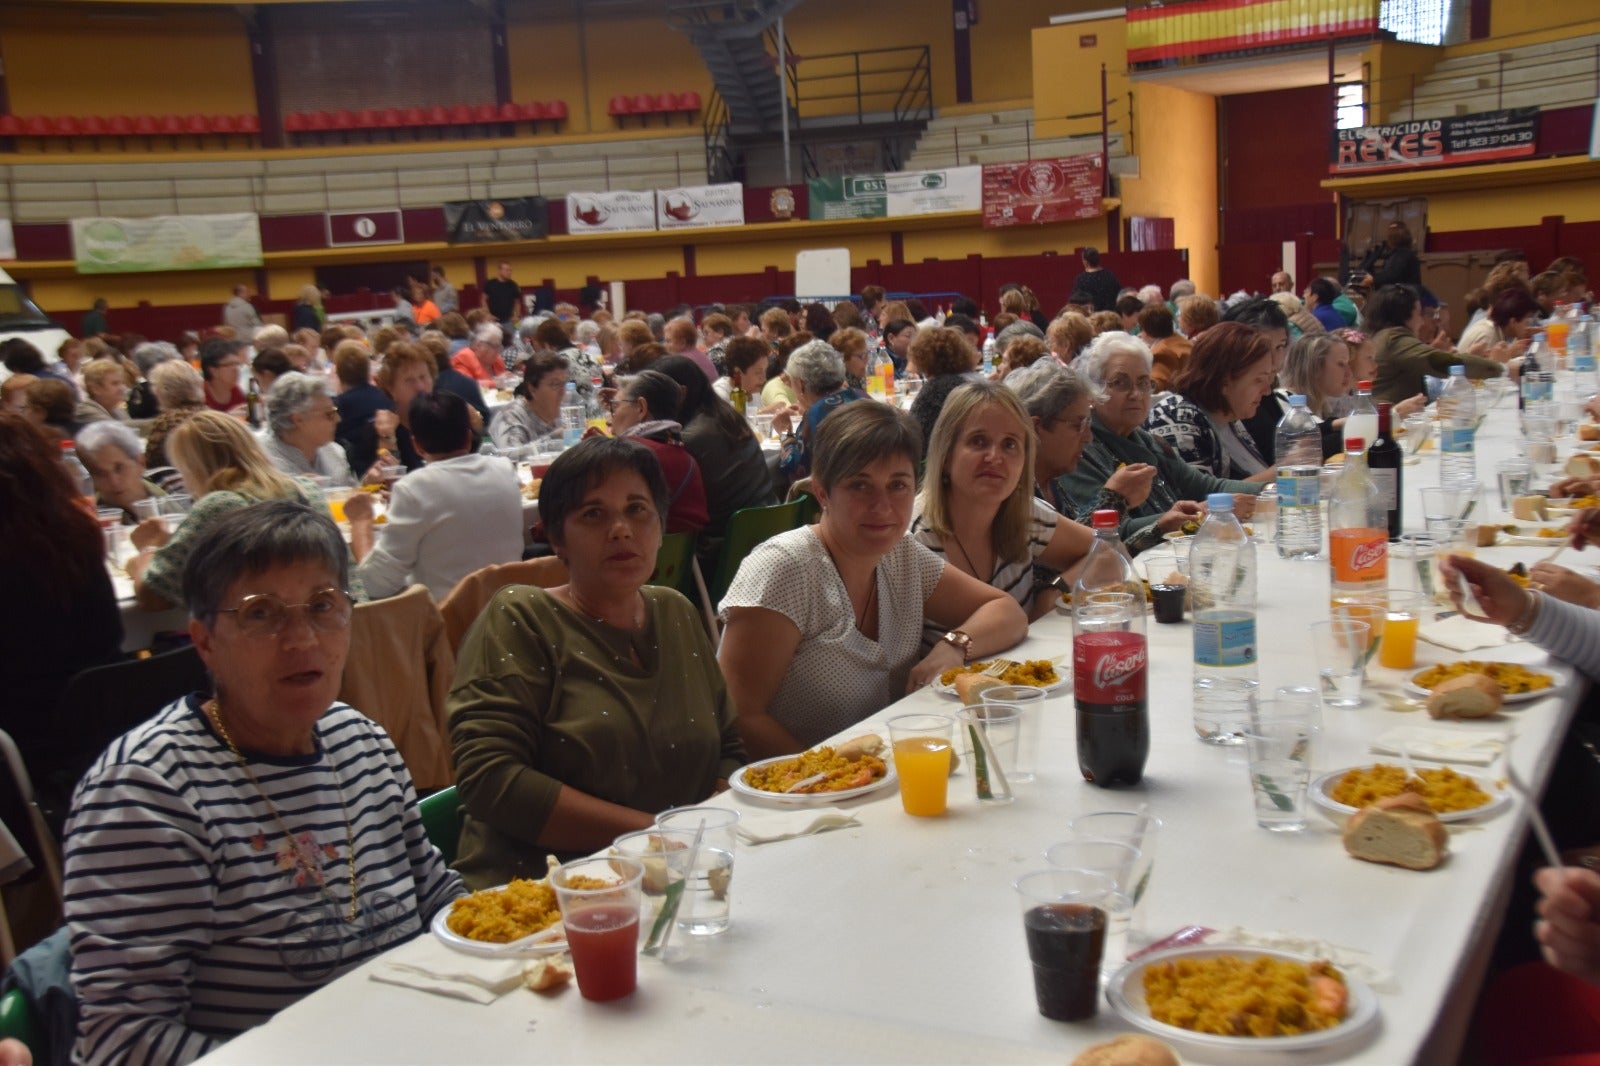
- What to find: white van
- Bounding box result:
[0,266,73,380]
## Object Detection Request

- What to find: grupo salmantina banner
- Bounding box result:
[443,197,549,243]
[982,155,1104,229]
[1330,108,1537,173]
[656,183,745,229]
[566,190,657,234]
[71,213,263,274]
[807,166,982,220]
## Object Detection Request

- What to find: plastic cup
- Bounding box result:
[748,413,774,440]
[1244,719,1314,831]
[550,856,643,1001]
[1378,592,1426,671]
[887,713,956,816]
[1263,686,1323,731]
[1311,618,1370,708]
[1013,868,1117,1022]
[1495,459,1533,513]
[1042,839,1141,975]
[653,806,739,935]
[611,829,697,954]
[1421,483,1476,524]
[1065,810,1162,945]
[980,685,1044,785]
[957,704,1020,804]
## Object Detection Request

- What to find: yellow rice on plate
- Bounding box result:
[1141,954,1347,1037]
[1328,763,1491,814]
[742,746,887,794]
[938,659,1059,687]
[1411,661,1553,695]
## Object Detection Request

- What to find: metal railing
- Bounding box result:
[1362,39,1600,123]
[788,45,932,128]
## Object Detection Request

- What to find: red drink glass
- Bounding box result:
[551,856,644,1002]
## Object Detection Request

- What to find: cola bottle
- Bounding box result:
[1072,590,1149,787]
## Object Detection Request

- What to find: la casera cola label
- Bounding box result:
[1074,632,1147,704]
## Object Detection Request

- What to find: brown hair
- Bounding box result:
[811,399,922,494]
[622,341,667,373]
[1002,336,1049,373]
[376,342,436,391]
[663,318,699,349]
[1089,310,1122,335]
[618,320,654,350]
[831,302,864,331]
[436,312,470,340]
[1177,294,1220,336]
[701,313,733,340]
[332,340,371,389]
[534,319,570,351]
[1173,321,1270,413]
[0,410,103,598]
[723,335,770,374]
[758,307,792,339]
[26,378,76,425]
[1046,313,1093,360]
[908,327,976,378]
[1138,305,1176,340]
[829,327,869,363]
[369,325,404,355]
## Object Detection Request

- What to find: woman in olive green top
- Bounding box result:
[1365,284,1507,406]
[448,437,745,889]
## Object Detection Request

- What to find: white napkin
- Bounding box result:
[1371,724,1508,767]
[735,807,860,845]
[1212,927,1399,993]
[1419,614,1509,653]
[370,933,528,1004]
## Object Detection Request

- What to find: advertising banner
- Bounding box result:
[327,209,404,247]
[807,166,982,220]
[71,213,263,274]
[443,197,549,243]
[982,155,1104,228]
[1330,108,1538,173]
[656,183,745,229]
[565,191,656,234]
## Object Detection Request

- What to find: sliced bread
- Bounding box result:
[1567,454,1600,478]
[1426,673,1505,719]
[1343,793,1448,870]
[954,672,1006,704]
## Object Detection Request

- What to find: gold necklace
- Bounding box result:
[205,698,359,923]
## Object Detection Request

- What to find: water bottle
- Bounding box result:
[1328,436,1387,675]
[1189,493,1258,745]
[1570,315,1596,396]
[246,375,262,428]
[1344,381,1377,456]
[1437,365,1477,485]
[60,441,94,500]
[1071,509,1144,606]
[982,337,995,377]
[1273,395,1323,560]
[561,381,583,446]
[1253,482,1278,546]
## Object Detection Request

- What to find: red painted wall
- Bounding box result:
[1221,84,1336,212]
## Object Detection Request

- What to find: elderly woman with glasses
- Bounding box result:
[1057,332,1262,556]
[261,372,357,487]
[77,419,167,524]
[776,339,870,487]
[63,501,462,1066]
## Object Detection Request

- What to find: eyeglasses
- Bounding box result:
[1055,413,1093,433]
[214,587,353,637]
[1104,376,1154,395]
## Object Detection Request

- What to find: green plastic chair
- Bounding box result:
[417,786,463,866]
[710,499,806,604]
[646,530,696,598]
[0,987,44,1063]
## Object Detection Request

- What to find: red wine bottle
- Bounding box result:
[1368,402,1403,540]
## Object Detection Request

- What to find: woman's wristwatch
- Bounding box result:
[939,629,973,662]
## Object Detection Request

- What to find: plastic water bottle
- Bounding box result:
[1071,509,1143,606]
[1344,381,1377,456]
[1437,365,1477,485]
[1273,395,1323,560]
[1328,435,1387,672]
[981,337,995,377]
[1189,493,1258,745]
[1570,315,1596,396]
[561,381,583,446]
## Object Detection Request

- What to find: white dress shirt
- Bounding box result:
[355,452,524,601]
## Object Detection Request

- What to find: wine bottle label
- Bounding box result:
[1370,468,1397,509]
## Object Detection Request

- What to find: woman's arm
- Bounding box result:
[717,605,808,760]
[912,566,1029,690]
[1036,511,1093,574]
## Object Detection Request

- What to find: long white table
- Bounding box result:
[202,386,1587,1065]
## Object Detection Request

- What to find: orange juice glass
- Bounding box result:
[1549,319,1570,359]
[326,492,351,524]
[887,713,955,816]
[1378,593,1424,670]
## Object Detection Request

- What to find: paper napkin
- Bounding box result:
[370,933,528,1004]
[1419,614,1510,653]
[1371,724,1508,767]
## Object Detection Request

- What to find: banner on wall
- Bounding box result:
[1330,108,1538,173]
[327,209,404,247]
[565,191,656,234]
[656,183,745,229]
[981,155,1104,228]
[443,197,548,243]
[807,166,982,221]
[71,213,262,274]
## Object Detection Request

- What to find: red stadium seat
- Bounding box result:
[107,115,134,135]
[498,101,525,123]
[133,114,161,137]
[184,114,210,136]
[305,111,334,132]
[78,115,109,136]
[54,116,83,136]
[676,91,702,113]
[354,109,382,128]
[545,100,568,122]
[158,114,185,136]
[631,93,655,113]
[0,114,23,137]
[23,116,56,137]
[237,114,260,134]
[331,110,358,131]
[399,107,425,130]
[649,93,675,113]
[379,108,405,131]
[211,114,238,134]
[425,105,450,128]
[447,104,473,126]
[472,102,498,124]
[283,111,308,133]
[608,95,633,117]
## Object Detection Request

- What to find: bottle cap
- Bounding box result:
[1345,437,1365,451]
[1288,394,1307,407]
[1357,380,1372,390]
[1091,509,1119,529]
[1206,492,1233,510]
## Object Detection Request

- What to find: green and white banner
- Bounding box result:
[72,213,263,274]
[808,166,982,221]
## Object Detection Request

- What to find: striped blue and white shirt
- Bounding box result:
[63,695,463,1066]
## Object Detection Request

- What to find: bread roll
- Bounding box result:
[1476,524,1501,548]
[1426,672,1505,719]
[1343,793,1448,870]
[1513,495,1549,521]
[834,734,884,760]
[954,672,1005,704]
[1578,422,1600,442]
[1566,454,1600,478]
[1071,1035,1181,1066]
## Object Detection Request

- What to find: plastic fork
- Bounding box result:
[1504,730,1562,869]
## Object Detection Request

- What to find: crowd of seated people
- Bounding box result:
[0,252,1596,1065]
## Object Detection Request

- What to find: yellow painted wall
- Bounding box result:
[1031,19,1130,141]
[1363,41,1440,124]
[697,232,893,276]
[902,218,1104,262]
[505,13,589,130]
[0,8,255,116]
[1428,178,1600,232]
[29,271,259,311]
[1118,82,1218,294]
[1489,4,1595,41]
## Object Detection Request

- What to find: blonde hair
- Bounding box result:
[918,382,1037,564]
[617,320,654,351]
[830,327,869,362]
[150,360,205,410]
[1047,313,1094,360]
[253,324,290,349]
[81,357,127,392]
[167,409,298,500]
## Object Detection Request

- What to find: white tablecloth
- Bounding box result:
[201,387,1584,1065]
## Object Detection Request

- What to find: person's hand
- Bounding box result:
[1587,395,1600,421]
[1550,476,1600,500]
[771,405,801,436]
[1569,508,1600,551]
[374,410,399,439]
[1438,553,1529,626]
[1105,463,1155,509]
[467,406,484,435]
[341,491,376,525]
[1528,562,1600,609]
[758,399,790,416]
[129,516,170,552]
[906,641,965,693]
[1534,866,1600,985]
[1155,499,1205,534]
[1232,493,1257,521]
[1394,392,1428,420]
[0,1037,33,1066]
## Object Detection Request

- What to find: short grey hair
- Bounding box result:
[1009,363,1091,426]
[646,313,665,341]
[183,500,349,625]
[132,340,181,376]
[1138,284,1164,304]
[1075,331,1153,392]
[150,360,204,409]
[994,320,1044,355]
[785,340,847,395]
[76,418,144,462]
[575,320,600,344]
[266,371,332,439]
[1169,279,1196,300]
[473,323,504,349]
[516,315,543,339]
